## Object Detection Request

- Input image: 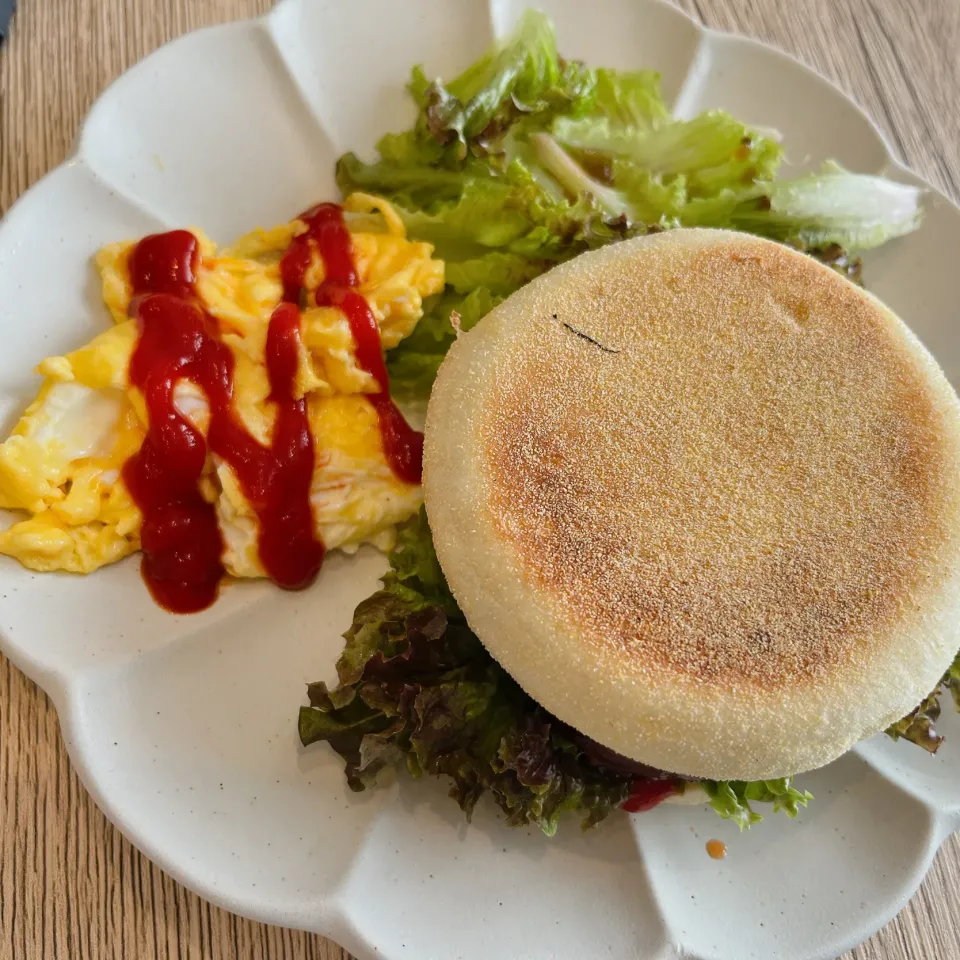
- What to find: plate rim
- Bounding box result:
[1,1,958,958]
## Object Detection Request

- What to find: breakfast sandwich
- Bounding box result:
[425,228,960,781]
[302,229,960,831]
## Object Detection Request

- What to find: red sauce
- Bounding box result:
[281,203,423,485]
[621,778,679,813]
[253,301,325,589]
[128,229,199,299]
[124,231,324,612]
[123,204,419,612]
[123,232,225,612]
[706,839,727,860]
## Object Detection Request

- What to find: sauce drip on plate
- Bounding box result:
[706,839,727,860]
[123,206,419,612]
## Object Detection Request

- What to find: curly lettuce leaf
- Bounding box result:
[887,648,960,751]
[445,252,549,294]
[336,151,468,208]
[417,10,595,160]
[703,779,813,830]
[945,649,960,711]
[553,110,781,193]
[707,780,814,829]
[386,286,505,396]
[301,512,815,834]
[805,243,864,285]
[607,160,689,223]
[338,170,532,255]
[886,689,944,754]
[382,506,458,608]
[696,163,924,250]
[338,148,641,264]
[529,131,633,219]
[591,68,669,128]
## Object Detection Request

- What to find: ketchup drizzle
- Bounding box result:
[124,231,323,613]
[281,203,423,485]
[123,204,419,613]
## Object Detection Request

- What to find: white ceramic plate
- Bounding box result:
[1,2,958,958]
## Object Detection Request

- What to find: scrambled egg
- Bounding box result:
[0,193,444,579]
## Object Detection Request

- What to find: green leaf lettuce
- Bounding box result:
[346,12,921,397]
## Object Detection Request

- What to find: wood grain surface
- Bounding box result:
[1,1,959,958]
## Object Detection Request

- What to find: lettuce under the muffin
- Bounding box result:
[887,648,960,752]
[335,10,922,397]
[299,512,959,834]
[299,511,813,834]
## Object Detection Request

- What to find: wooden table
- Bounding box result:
[2,1,959,957]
